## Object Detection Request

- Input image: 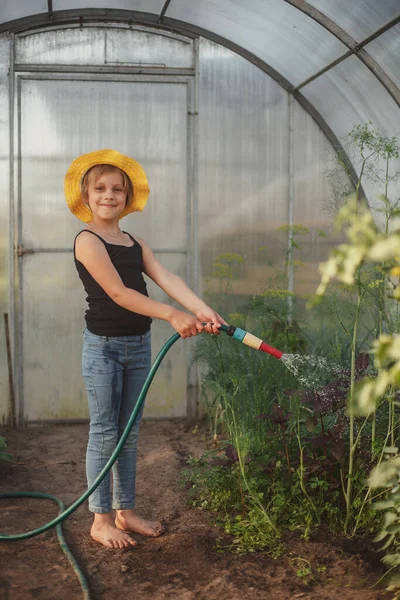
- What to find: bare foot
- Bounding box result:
[115,509,165,537]
[91,512,137,549]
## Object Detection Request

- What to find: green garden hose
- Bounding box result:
[0,325,284,598]
[0,332,181,599]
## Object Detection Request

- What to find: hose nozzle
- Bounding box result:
[205,323,283,359]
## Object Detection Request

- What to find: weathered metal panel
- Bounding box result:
[105,27,193,67]
[17,74,190,421]
[16,28,106,65]
[198,38,289,301]
[15,25,194,68]
[0,34,10,424]
[52,0,165,12]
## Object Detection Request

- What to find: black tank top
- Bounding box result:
[74,230,152,336]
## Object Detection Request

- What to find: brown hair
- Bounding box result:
[80,164,133,207]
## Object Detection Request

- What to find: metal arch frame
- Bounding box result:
[2,3,399,108]
[0,7,368,191]
[1,2,399,108]
[282,0,400,104]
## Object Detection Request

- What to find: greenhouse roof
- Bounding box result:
[1,0,399,152]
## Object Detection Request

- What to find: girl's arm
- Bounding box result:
[75,232,203,338]
[139,237,227,335]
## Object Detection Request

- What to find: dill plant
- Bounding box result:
[313,126,400,591]
[190,257,350,548]
[315,124,400,532]
[186,125,400,555]
[316,200,400,589]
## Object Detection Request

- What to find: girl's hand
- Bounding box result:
[168,308,204,338]
[195,305,227,335]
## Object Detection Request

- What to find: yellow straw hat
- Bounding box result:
[64,149,150,222]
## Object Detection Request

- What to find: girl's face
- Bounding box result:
[87,171,127,221]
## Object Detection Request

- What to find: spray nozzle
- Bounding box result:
[202,323,283,359]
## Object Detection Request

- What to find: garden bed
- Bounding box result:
[0,421,392,599]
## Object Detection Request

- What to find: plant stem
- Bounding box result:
[280,425,291,473]
[352,425,393,535]
[345,290,364,531]
[228,403,277,533]
[296,430,320,523]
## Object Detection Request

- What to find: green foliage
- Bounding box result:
[182,451,243,512]
[316,124,400,591]
[188,124,400,566]
[0,436,12,462]
[213,253,244,279]
[190,241,377,551]
[349,123,399,162]
[314,198,400,298]
[218,508,284,557]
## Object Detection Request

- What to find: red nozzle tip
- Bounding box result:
[260,341,283,359]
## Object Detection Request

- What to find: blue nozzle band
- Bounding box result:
[232,327,246,342]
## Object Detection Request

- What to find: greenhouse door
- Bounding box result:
[15,74,194,422]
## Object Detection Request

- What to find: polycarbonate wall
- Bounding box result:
[198,38,348,301]
[366,24,400,89]
[198,39,289,298]
[169,0,348,85]
[167,0,400,205]
[291,99,346,296]
[306,0,400,40]
[302,56,400,207]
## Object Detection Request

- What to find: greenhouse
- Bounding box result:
[0,2,400,598]
[0,0,398,423]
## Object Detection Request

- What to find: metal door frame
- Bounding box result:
[10,59,199,423]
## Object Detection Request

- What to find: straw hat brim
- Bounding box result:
[64,149,150,222]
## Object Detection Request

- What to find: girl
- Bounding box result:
[64,149,225,549]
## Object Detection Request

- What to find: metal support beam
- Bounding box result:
[283,0,400,106]
[159,0,172,23]
[14,63,195,76]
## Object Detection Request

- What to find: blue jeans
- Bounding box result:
[82,328,151,513]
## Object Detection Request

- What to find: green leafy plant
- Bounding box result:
[312,124,400,531]
[188,124,400,556]
[0,436,12,462]
[314,126,400,590]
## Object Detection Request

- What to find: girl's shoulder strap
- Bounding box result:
[73,229,107,257]
[123,231,138,246]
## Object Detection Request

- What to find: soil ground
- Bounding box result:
[0,420,394,600]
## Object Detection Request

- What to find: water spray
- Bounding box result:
[216,324,342,385]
